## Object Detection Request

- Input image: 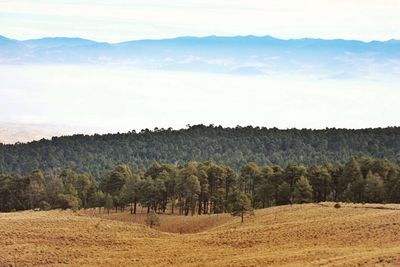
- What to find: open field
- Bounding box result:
[1,203,400,266]
[81,208,232,234]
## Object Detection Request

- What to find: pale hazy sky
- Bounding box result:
[1,65,399,133]
[1,0,399,42]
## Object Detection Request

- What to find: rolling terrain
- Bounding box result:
[1,203,400,266]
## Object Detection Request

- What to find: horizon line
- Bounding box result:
[2,124,400,146]
[2,34,399,45]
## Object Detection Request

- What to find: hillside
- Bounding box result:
[1,126,400,178]
[1,203,399,266]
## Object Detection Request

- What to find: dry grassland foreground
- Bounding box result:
[1,203,400,267]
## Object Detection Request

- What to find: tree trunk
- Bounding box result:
[225,183,229,213]
[179,197,183,215]
[241,206,244,223]
[184,199,189,216]
[262,190,266,208]
[133,197,137,214]
[191,198,196,216]
[198,197,202,215]
[163,192,167,213]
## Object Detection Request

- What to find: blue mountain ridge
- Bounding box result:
[0,35,399,78]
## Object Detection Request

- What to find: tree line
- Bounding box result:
[1,125,399,179]
[1,156,400,213]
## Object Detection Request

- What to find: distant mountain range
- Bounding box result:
[1,35,399,78]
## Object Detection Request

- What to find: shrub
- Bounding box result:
[57,194,80,212]
[334,203,341,209]
[145,211,160,228]
[39,200,52,211]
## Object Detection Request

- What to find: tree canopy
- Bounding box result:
[1,125,399,179]
[2,156,400,213]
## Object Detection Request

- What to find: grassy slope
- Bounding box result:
[1,203,400,266]
[80,209,232,234]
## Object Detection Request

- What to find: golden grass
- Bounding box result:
[1,203,400,266]
[80,208,232,233]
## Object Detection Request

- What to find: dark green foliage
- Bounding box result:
[293,176,313,204]
[1,125,400,179]
[1,156,400,214]
[57,193,80,211]
[227,190,253,223]
[104,193,113,214]
[0,174,30,211]
[254,166,275,208]
[277,182,291,205]
[27,169,46,209]
[308,165,332,202]
[100,164,132,196]
[364,171,385,203]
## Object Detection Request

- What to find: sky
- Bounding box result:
[1,0,399,42]
[0,0,399,143]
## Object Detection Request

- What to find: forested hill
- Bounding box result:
[0,125,399,179]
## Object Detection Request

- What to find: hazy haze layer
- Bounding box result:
[1,64,399,143]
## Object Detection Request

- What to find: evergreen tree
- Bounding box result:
[308,165,332,202]
[293,176,313,204]
[277,182,291,205]
[342,157,364,202]
[364,171,385,203]
[27,169,46,209]
[104,193,113,214]
[227,191,253,223]
[255,166,274,208]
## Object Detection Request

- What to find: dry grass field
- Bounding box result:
[1,203,400,266]
[80,208,232,234]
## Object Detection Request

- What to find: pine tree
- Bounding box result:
[364,171,384,203]
[227,191,253,223]
[277,182,291,205]
[293,176,313,204]
[104,193,113,214]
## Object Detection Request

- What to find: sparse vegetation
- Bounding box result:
[1,203,399,266]
[39,200,51,211]
[145,210,160,228]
